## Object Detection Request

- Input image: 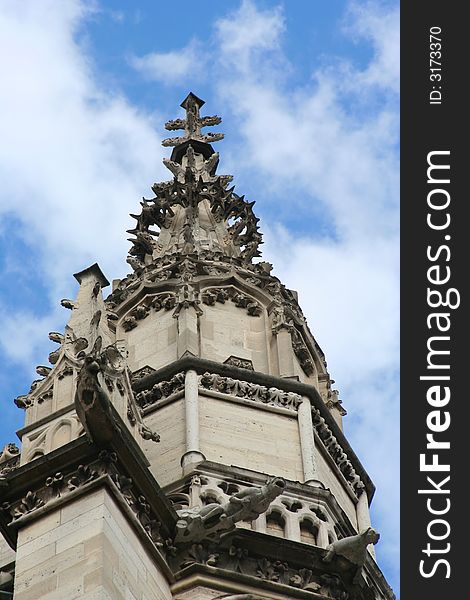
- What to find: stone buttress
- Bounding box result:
[0,93,394,600]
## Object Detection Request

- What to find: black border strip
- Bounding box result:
[401,5,466,598]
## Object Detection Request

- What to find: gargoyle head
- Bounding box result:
[83,355,101,375]
[363,527,380,545]
[265,476,286,500]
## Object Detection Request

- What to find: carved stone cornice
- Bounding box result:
[0,416,177,558]
[223,356,254,371]
[169,530,393,600]
[202,286,263,316]
[311,410,364,497]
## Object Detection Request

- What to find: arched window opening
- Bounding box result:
[300,519,318,545]
[266,511,285,538]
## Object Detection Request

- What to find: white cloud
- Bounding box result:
[130,39,206,85]
[215,0,285,74]
[0,0,165,354]
[345,2,400,93]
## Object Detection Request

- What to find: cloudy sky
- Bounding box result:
[0,0,399,593]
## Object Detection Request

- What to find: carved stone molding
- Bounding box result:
[223,356,254,371]
[291,328,315,376]
[122,292,177,331]
[0,449,170,557]
[202,287,262,317]
[311,409,365,496]
[169,536,379,600]
[131,365,157,385]
[199,372,302,411]
[135,372,185,410]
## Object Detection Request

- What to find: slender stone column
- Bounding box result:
[276,329,295,377]
[317,522,330,548]
[356,490,376,558]
[252,513,267,534]
[286,513,301,542]
[298,396,319,485]
[181,369,205,472]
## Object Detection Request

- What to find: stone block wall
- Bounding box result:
[13,488,172,600]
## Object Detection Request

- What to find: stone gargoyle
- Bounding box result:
[74,335,160,447]
[323,527,380,584]
[175,477,286,544]
[74,337,123,446]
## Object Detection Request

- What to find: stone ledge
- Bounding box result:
[169,529,394,600]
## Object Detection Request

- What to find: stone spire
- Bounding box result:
[126,94,262,268]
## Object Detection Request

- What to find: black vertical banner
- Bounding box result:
[401,5,466,600]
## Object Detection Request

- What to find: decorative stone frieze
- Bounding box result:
[223,356,254,371]
[202,286,262,316]
[121,292,177,331]
[131,365,157,384]
[199,372,303,410]
[135,372,185,409]
[168,536,378,600]
[1,450,167,553]
[311,409,365,496]
[291,328,315,376]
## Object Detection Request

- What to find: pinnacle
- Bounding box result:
[162,92,224,149]
[124,96,263,273]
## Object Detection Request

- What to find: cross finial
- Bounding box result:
[162,92,224,147]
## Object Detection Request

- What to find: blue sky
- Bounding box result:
[0,0,399,594]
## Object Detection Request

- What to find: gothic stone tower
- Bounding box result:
[0,94,394,600]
